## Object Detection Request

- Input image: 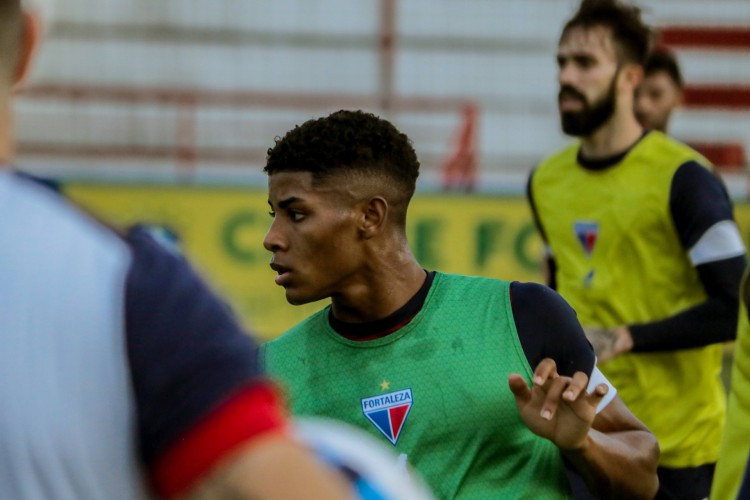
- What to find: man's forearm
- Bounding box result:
[562,428,659,499]
[629,296,738,352]
[629,255,746,352]
[184,435,354,500]
[585,296,738,361]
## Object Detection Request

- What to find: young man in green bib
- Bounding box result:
[528,1,747,498]
[260,109,659,499]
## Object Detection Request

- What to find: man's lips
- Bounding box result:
[270,262,292,285]
[559,94,584,111]
[558,89,585,111]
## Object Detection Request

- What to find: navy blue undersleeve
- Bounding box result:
[510,281,595,378]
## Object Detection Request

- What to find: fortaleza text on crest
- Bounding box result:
[361,388,414,445]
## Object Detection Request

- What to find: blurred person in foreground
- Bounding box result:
[635,47,684,134]
[0,2,368,498]
[260,108,660,499]
[711,269,750,500]
[527,0,747,498]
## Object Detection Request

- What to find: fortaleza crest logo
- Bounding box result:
[361,388,413,445]
[574,221,599,257]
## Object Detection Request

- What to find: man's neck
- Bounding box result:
[330,254,427,324]
[579,112,644,160]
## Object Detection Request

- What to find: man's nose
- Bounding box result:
[263,221,284,252]
[558,62,576,86]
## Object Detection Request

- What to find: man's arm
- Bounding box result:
[558,386,659,499]
[623,256,744,349]
[183,434,353,499]
[633,162,747,351]
[585,162,747,361]
[509,282,659,499]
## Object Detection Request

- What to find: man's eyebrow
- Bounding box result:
[277,196,301,209]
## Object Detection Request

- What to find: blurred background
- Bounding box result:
[16,0,750,340]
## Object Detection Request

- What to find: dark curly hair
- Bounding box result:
[265,110,420,224]
[562,0,652,66]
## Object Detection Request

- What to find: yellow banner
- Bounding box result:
[65,183,750,340]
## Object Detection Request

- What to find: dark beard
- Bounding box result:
[559,74,618,137]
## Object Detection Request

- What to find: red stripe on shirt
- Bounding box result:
[151,381,287,497]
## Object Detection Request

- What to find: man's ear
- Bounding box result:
[360,196,388,239]
[13,10,41,90]
[621,63,644,94]
[675,88,685,108]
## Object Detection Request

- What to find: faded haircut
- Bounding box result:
[265,110,420,226]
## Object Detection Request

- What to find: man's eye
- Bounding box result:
[290,211,304,222]
[268,211,276,218]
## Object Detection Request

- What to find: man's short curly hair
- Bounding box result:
[264,110,420,205]
[562,0,652,66]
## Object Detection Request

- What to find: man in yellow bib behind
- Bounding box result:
[711,271,750,500]
[527,1,747,498]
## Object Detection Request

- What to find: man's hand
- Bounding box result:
[583,325,633,363]
[508,358,608,451]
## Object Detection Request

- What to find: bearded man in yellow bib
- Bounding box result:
[527,1,747,499]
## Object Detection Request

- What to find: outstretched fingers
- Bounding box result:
[538,375,570,420]
[508,373,531,403]
[562,371,590,403]
[508,358,560,407]
[585,382,609,408]
[532,358,559,386]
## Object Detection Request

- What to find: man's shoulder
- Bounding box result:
[429,272,510,306]
[433,271,509,290]
[531,143,581,185]
[639,131,712,169]
[3,171,129,272]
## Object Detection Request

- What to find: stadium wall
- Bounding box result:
[66,183,750,340]
[15,0,750,197]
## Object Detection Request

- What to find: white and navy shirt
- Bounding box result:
[0,171,285,499]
